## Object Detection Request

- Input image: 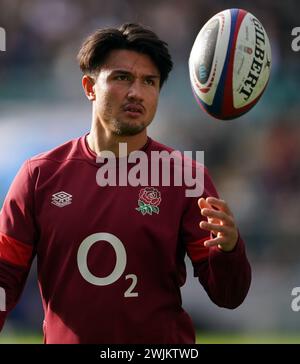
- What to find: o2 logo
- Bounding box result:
[291,27,300,52]
[77,232,138,297]
[0,27,6,52]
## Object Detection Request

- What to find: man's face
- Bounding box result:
[92,49,160,136]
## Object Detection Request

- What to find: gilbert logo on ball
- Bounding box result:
[189,8,271,120]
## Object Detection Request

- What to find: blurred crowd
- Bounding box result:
[0,0,300,333]
[0,0,298,88]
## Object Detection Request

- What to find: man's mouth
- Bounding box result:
[123,103,144,117]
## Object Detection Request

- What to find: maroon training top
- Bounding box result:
[0,135,251,343]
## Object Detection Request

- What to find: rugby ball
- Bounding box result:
[189,8,272,120]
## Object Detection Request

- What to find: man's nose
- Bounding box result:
[127,80,144,101]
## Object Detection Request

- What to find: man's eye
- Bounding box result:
[116,75,129,81]
[144,79,155,86]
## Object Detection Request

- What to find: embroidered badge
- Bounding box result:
[136,187,161,216]
[51,191,72,207]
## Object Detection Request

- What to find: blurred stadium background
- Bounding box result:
[1,0,300,343]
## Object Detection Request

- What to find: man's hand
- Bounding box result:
[198,197,238,252]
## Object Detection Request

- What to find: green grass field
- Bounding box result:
[1,332,300,344]
[197,333,300,344]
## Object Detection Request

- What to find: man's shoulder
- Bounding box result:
[28,136,83,167]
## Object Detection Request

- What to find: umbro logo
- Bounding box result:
[51,191,72,208]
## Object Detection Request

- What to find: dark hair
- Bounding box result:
[77,23,173,88]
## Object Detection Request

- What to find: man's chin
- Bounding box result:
[112,121,148,136]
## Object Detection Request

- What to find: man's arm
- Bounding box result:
[193,233,251,309]
[0,257,34,330]
[182,165,251,309]
[0,160,37,331]
[192,197,251,308]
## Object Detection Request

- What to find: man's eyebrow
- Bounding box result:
[111,69,132,75]
[110,69,160,78]
[144,74,160,79]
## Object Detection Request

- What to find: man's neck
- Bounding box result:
[87,124,148,157]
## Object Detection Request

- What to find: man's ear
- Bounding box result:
[82,75,96,101]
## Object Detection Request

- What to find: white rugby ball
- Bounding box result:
[189,8,272,120]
